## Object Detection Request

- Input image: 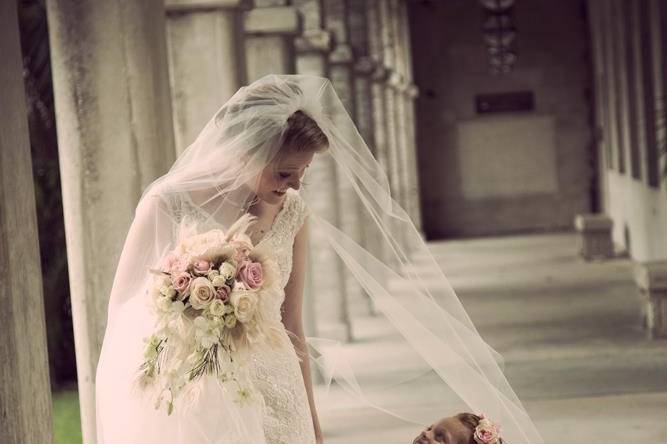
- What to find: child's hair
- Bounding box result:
[281,110,329,154]
[456,413,504,444]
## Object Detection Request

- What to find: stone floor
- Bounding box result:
[314,233,667,444]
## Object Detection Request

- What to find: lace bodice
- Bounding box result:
[168,189,308,293]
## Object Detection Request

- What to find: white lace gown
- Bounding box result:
[178,189,316,444]
[95,189,316,444]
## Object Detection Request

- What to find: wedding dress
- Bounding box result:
[95,189,314,444]
[96,74,543,444]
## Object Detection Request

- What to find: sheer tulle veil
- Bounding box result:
[95,74,543,443]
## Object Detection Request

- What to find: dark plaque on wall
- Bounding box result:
[475,91,534,114]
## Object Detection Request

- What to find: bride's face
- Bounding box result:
[413,416,472,444]
[254,149,315,205]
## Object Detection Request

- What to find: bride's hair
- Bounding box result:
[282,110,329,154]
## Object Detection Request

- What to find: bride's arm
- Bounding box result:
[282,217,323,443]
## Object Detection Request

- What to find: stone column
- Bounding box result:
[634,261,667,338]
[396,0,423,232]
[0,2,54,443]
[165,0,244,153]
[350,0,381,315]
[388,0,410,214]
[367,1,391,178]
[46,1,176,442]
[324,0,370,334]
[377,0,404,208]
[244,0,299,80]
[294,0,352,342]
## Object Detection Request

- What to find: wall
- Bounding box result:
[408,0,593,239]
[589,0,667,262]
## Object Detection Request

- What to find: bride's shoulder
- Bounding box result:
[285,190,309,228]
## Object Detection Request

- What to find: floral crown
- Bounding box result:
[473,414,502,444]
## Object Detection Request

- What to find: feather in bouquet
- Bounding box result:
[136,213,285,414]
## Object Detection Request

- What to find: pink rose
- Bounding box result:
[474,418,501,444]
[175,257,190,273]
[160,253,179,273]
[171,272,192,297]
[193,259,212,276]
[237,261,263,290]
[215,285,231,302]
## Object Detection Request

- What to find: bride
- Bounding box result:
[95,75,543,444]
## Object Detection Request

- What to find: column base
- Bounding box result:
[634,261,667,339]
[574,214,614,260]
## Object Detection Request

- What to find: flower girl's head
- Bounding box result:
[255,110,329,205]
[413,413,503,444]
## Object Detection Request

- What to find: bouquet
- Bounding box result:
[136,214,284,414]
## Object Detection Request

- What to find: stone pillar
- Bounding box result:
[365,1,387,172]
[396,0,423,232]
[388,0,410,215]
[244,0,299,80]
[324,0,370,334]
[378,0,403,208]
[350,0,381,315]
[634,261,667,338]
[165,0,244,153]
[46,1,176,441]
[0,2,54,443]
[294,0,352,342]
[574,214,614,260]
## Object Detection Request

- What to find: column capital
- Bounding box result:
[407,83,419,98]
[165,0,243,12]
[371,62,388,82]
[244,6,299,35]
[328,43,354,64]
[634,261,667,291]
[354,56,375,75]
[387,70,403,89]
[295,29,331,54]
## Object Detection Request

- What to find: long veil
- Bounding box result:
[95,74,543,444]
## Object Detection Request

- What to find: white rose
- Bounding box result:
[230,290,258,323]
[189,277,216,309]
[224,314,237,328]
[209,299,226,317]
[211,275,228,288]
[207,269,220,280]
[156,296,172,312]
[219,261,237,281]
[160,285,176,299]
[171,300,185,313]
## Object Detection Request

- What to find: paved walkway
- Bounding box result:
[315,233,667,443]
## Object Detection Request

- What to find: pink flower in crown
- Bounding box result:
[237,261,264,290]
[215,285,231,302]
[473,415,501,444]
[193,259,212,276]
